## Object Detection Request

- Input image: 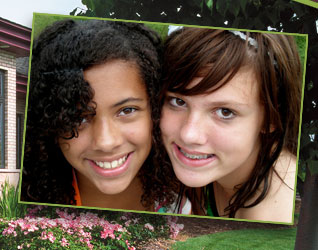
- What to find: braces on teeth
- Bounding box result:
[94,155,128,169]
[180,148,212,160]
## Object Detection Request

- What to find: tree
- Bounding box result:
[71,1,318,249]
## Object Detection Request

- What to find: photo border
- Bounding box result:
[292,0,318,8]
[18,12,309,226]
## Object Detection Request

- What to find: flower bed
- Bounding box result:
[0,206,184,249]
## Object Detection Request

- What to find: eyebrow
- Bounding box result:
[112,97,145,108]
[167,93,249,107]
[206,101,250,107]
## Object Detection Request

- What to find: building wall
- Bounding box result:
[0,50,19,187]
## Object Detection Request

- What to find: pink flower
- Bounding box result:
[144,223,154,232]
[168,222,184,239]
[124,220,131,227]
[100,228,115,239]
[125,240,136,250]
[41,231,47,240]
[132,218,139,224]
[47,231,56,243]
[60,237,69,247]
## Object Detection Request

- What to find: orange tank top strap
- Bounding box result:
[72,169,82,206]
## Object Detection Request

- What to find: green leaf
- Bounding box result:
[216,0,228,16]
[291,2,306,18]
[240,0,248,10]
[228,0,241,17]
[206,0,213,9]
[307,81,314,91]
[70,8,78,16]
[232,17,244,28]
[193,0,203,6]
[265,9,280,26]
[81,0,95,10]
[308,160,318,175]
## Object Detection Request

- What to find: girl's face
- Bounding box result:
[59,60,152,196]
[160,68,264,188]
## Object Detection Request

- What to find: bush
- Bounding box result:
[0,206,184,249]
[0,180,27,219]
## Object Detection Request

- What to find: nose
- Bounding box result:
[179,112,208,146]
[92,118,123,152]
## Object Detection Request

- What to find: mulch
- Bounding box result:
[139,199,301,250]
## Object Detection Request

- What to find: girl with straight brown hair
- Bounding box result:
[159,27,302,222]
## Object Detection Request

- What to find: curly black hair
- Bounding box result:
[21,19,178,209]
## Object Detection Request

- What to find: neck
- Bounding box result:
[78,175,147,211]
[213,142,261,216]
[217,139,261,191]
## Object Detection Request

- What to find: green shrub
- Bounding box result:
[0,180,27,219]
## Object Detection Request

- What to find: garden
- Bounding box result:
[0,180,184,249]
[0,180,299,249]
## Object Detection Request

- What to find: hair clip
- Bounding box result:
[228,30,258,49]
[168,25,183,36]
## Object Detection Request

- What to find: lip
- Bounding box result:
[88,152,133,178]
[172,143,216,167]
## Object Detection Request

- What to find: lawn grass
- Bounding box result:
[171,228,296,250]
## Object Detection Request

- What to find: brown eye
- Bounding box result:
[215,108,235,120]
[169,97,186,107]
[118,107,137,116]
[78,117,91,130]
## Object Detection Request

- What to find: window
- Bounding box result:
[16,113,23,169]
[0,71,5,168]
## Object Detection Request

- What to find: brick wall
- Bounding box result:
[0,50,19,187]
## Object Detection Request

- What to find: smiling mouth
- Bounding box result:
[93,154,129,170]
[179,147,214,160]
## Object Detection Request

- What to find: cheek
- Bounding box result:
[59,140,76,165]
[212,123,261,156]
[160,108,179,138]
[58,134,88,164]
[123,115,152,148]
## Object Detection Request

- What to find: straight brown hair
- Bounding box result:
[159,27,302,217]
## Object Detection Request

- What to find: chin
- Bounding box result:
[174,170,209,188]
[98,183,128,196]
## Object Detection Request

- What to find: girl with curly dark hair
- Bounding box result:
[159,27,302,222]
[21,18,183,212]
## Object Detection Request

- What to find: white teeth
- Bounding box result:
[104,162,111,169]
[180,148,213,160]
[111,161,118,168]
[94,155,128,169]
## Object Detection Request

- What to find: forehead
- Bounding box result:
[83,60,147,101]
[188,67,260,105]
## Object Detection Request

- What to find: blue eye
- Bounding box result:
[215,108,235,120]
[169,97,186,107]
[118,107,137,116]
